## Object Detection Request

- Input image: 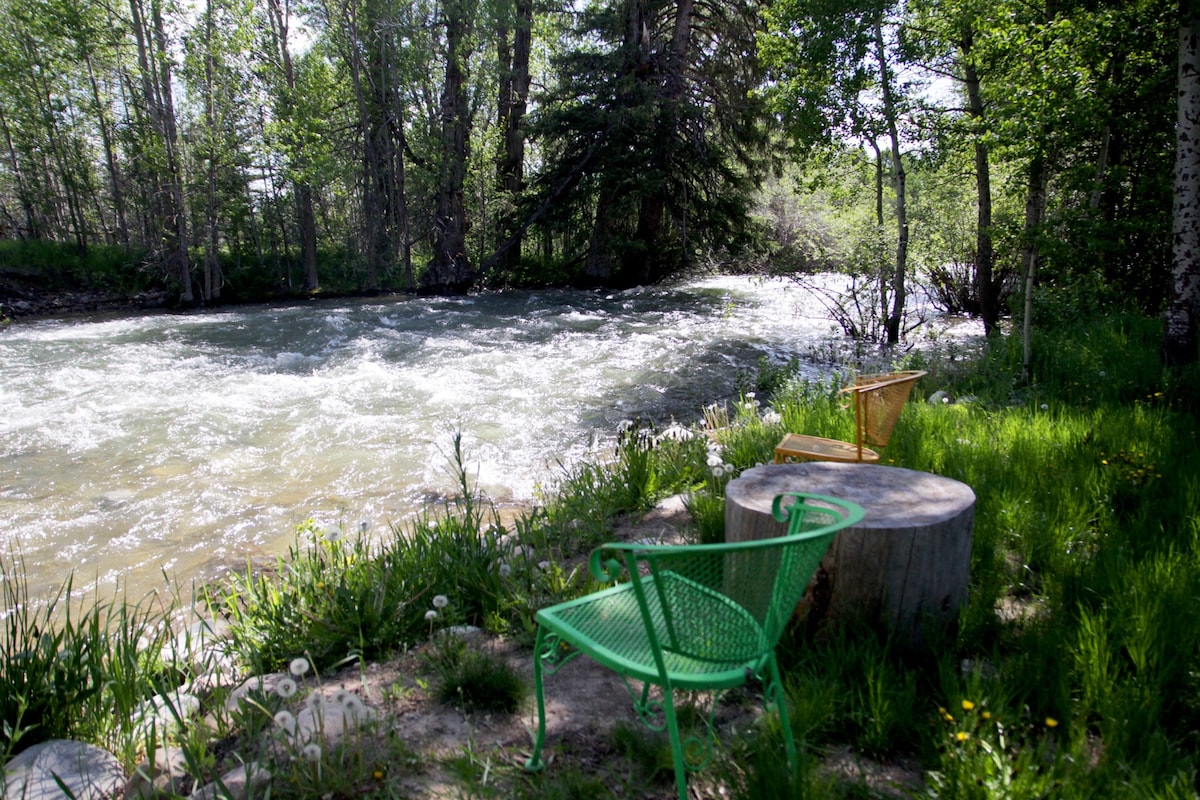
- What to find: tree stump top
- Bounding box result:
[725,462,976,645]
[727,462,975,532]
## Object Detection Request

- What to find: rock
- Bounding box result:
[294,693,376,744]
[132,690,201,740]
[927,390,950,404]
[190,762,270,800]
[224,674,291,715]
[3,740,125,800]
[123,746,189,799]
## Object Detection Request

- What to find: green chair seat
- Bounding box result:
[536,570,769,689]
[525,492,865,800]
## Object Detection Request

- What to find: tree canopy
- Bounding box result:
[0,0,1193,362]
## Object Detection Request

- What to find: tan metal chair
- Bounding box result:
[773,370,927,464]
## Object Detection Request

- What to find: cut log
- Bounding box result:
[726,462,975,646]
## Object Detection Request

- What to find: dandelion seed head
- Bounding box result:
[302,743,322,762]
[276,678,298,699]
[274,710,296,733]
[289,657,311,677]
[432,594,449,609]
[306,691,324,711]
[498,562,512,578]
[425,609,438,621]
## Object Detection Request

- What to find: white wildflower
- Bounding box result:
[498,562,512,579]
[432,594,449,609]
[359,520,369,534]
[712,465,725,478]
[276,678,298,699]
[707,453,723,468]
[302,743,322,762]
[537,560,551,572]
[305,691,324,712]
[424,610,438,621]
[762,409,782,426]
[341,694,366,720]
[1040,404,1049,411]
[289,657,311,677]
[274,710,296,734]
[322,528,340,543]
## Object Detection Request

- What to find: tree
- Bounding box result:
[264,0,320,292]
[1166,0,1200,366]
[422,0,479,293]
[531,0,770,287]
[760,0,917,343]
[128,0,192,303]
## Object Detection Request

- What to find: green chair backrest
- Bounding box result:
[590,493,864,668]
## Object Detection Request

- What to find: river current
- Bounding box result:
[1,275,949,601]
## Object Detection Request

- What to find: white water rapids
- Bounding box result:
[0,275,967,601]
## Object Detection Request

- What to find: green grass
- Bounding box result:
[3,311,1199,798]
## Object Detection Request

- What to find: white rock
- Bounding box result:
[123,746,188,799]
[189,761,270,800]
[132,691,201,740]
[4,740,125,800]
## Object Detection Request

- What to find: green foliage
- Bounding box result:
[0,240,153,294]
[424,636,528,714]
[0,553,181,761]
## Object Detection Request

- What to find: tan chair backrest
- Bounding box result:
[842,370,927,455]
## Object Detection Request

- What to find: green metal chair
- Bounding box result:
[524,492,865,800]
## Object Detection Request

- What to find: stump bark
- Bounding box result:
[725,462,975,646]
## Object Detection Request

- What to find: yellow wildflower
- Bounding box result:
[1045,717,1059,728]
[961,699,975,711]
[955,731,969,742]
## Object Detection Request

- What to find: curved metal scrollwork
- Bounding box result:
[537,632,581,677]
[682,732,714,771]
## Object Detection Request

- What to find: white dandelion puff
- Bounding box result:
[305,691,324,712]
[498,562,512,579]
[432,594,449,609]
[707,453,723,467]
[274,710,296,734]
[302,743,322,762]
[276,678,298,699]
[424,610,438,621]
[289,657,311,677]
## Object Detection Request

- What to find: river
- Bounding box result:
[0,275,959,601]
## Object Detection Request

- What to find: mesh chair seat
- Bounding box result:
[536,570,769,689]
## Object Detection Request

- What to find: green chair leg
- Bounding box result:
[525,625,548,772]
[766,654,798,775]
[661,686,689,800]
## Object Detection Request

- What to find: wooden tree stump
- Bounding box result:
[725,462,976,646]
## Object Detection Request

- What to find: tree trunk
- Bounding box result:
[130,0,192,303]
[267,0,320,293]
[86,54,130,252]
[874,19,907,345]
[0,106,37,239]
[1021,154,1048,381]
[960,36,997,336]
[495,0,532,274]
[1166,1,1200,366]
[423,0,478,293]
